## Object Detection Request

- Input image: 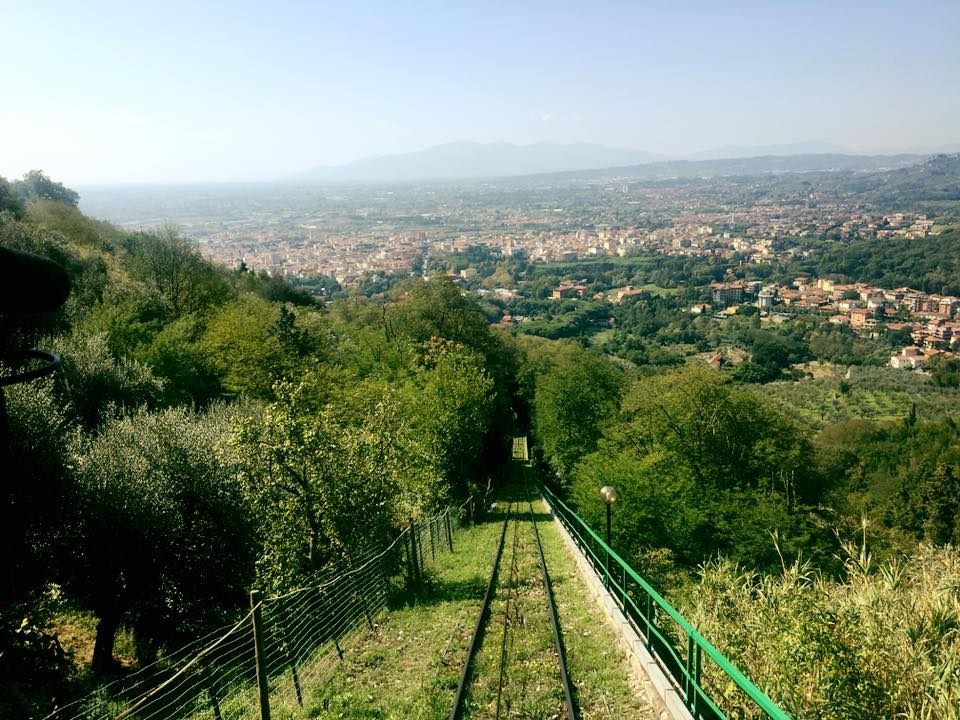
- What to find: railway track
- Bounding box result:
[449,492,580,720]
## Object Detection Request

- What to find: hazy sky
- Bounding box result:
[2,0,958,184]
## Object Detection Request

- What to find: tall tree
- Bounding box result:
[531,342,622,485]
[233,368,404,590]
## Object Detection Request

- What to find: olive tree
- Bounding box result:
[68,406,254,670]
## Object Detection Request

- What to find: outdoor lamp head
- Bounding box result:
[600,485,619,506]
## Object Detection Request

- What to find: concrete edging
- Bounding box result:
[544,496,694,720]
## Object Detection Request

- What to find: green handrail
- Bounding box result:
[540,483,791,720]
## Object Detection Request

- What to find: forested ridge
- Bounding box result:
[809,226,960,295]
[4,173,960,720]
[0,174,520,716]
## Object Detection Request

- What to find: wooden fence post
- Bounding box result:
[417,520,426,572]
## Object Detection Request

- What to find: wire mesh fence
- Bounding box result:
[45,496,483,720]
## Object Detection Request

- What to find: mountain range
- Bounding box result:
[287,142,664,183]
[285,141,953,185]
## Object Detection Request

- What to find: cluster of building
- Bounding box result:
[548,281,648,304]
[187,177,942,286]
[196,225,432,282]
[705,277,958,368]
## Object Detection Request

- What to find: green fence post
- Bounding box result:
[645,594,653,650]
[324,586,344,661]
[280,620,304,707]
[694,644,702,717]
[445,507,454,552]
[206,663,223,720]
[621,565,628,612]
[408,519,421,586]
[250,591,272,720]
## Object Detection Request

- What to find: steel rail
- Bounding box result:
[529,497,580,720]
[493,506,521,719]
[449,502,512,720]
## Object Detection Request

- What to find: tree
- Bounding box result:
[0,376,73,713]
[531,342,622,485]
[618,365,816,497]
[568,365,830,570]
[137,313,223,405]
[49,331,164,430]
[919,464,960,545]
[898,463,960,546]
[733,329,808,383]
[387,277,494,353]
[400,339,497,504]
[123,228,232,317]
[1,381,72,610]
[239,269,318,306]
[14,171,79,207]
[0,176,26,218]
[334,276,519,465]
[200,294,293,398]
[233,368,403,590]
[929,355,960,388]
[68,407,254,670]
[0,210,110,328]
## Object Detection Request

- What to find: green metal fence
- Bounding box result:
[539,484,791,720]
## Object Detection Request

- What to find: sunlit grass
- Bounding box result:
[303,465,651,719]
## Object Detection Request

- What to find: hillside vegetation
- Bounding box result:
[4,171,960,719]
[524,339,960,718]
[0,173,521,717]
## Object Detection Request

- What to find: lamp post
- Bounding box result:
[599,485,618,589]
[600,485,619,546]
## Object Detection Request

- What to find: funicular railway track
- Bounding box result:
[449,490,579,720]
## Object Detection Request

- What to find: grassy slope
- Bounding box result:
[303,509,507,719]
[306,465,650,719]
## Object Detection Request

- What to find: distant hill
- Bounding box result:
[287,142,665,183]
[288,142,929,186]
[834,153,960,202]
[687,142,853,160]
[516,153,926,184]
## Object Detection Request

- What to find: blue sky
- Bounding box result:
[1,0,958,183]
